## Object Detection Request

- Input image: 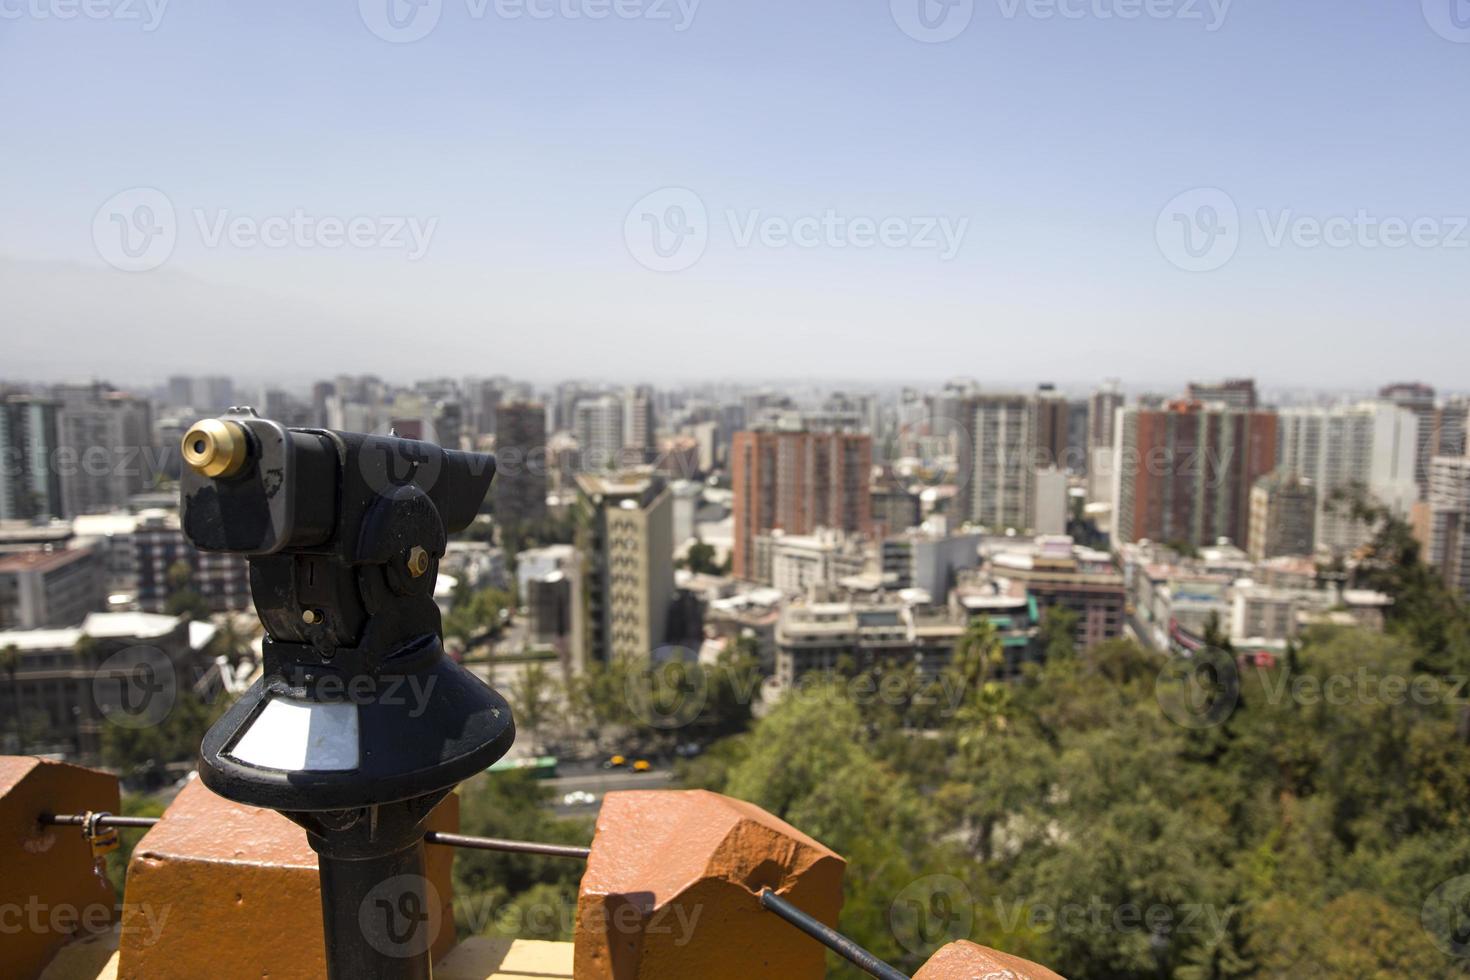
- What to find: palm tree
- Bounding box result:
[207,615,254,666]
[953,616,1004,692]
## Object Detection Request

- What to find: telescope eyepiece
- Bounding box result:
[182,418,250,478]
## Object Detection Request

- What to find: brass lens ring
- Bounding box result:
[181,419,249,478]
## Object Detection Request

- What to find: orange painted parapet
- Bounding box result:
[0,757,121,980]
[115,779,459,980]
[574,790,846,980]
[914,939,1067,980]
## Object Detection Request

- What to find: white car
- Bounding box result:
[562,790,598,807]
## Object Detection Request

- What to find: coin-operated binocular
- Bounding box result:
[180,409,515,979]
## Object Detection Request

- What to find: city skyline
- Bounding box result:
[4,367,1468,402]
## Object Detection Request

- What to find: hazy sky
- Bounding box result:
[0,0,1466,389]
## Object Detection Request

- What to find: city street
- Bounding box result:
[545,762,676,818]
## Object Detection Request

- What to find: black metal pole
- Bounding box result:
[759,888,911,980]
[423,830,589,859]
[315,838,434,980]
[42,813,160,829]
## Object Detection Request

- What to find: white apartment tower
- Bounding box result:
[1427,457,1470,603]
[574,395,626,472]
[1275,402,1419,557]
[967,395,1036,533]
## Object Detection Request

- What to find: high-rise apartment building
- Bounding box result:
[467,379,502,437]
[260,388,313,429]
[574,395,625,472]
[0,548,103,630]
[1112,401,1278,550]
[871,481,921,537]
[571,473,674,669]
[1033,466,1069,536]
[1432,397,1469,460]
[1276,402,1420,557]
[1086,382,1124,508]
[623,386,657,465]
[554,381,589,433]
[731,429,873,581]
[966,395,1035,533]
[929,381,974,455]
[1032,384,1070,471]
[1380,382,1436,498]
[1187,378,1258,410]
[0,397,64,521]
[310,381,335,428]
[493,402,549,531]
[1088,382,1124,456]
[324,375,386,434]
[1065,399,1089,474]
[1426,456,1470,603]
[132,511,251,613]
[1248,472,1317,560]
[165,376,234,413]
[53,384,153,518]
[526,571,572,653]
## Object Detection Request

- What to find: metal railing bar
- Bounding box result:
[39,813,591,858]
[758,888,910,980]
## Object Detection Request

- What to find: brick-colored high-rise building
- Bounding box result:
[1113,401,1278,550]
[731,429,872,581]
[1032,384,1070,471]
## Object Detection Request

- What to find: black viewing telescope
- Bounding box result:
[180,408,515,979]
